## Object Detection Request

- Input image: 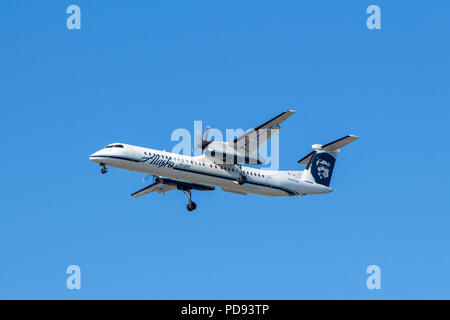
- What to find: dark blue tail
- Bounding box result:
[306,152,336,187]
[298,135,359,187]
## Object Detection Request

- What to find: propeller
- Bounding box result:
[195,125,214,151]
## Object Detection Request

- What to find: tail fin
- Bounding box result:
[298,135,359,187]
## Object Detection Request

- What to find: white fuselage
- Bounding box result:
[89,143,332,197]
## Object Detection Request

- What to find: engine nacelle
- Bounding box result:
[205,141,265,165]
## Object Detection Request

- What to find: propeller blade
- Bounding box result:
[195,130,203,148]
[203,125,210,141]
[196,125,212,150]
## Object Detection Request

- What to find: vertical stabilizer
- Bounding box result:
[298,135,359,187]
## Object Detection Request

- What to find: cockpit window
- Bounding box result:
[104,144,124,148]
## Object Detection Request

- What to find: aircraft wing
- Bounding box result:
[131,181,177,197]
[131,177,215,198]
[228,110,296,154]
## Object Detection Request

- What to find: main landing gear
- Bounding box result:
[100,163,108,174]
[236,164,247,185]
[182,189,197,212]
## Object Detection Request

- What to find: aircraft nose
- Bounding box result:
[89,151,100,162]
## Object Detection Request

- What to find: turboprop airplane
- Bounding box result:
[89,110,359,211]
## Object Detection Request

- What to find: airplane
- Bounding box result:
[89,110,359,211]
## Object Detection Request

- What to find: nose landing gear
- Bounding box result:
[100,163,108,174]
[182,189,197,212]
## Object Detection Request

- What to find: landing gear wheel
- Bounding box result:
[237,174,247,185]
[187,202,197,212]
[236,164,247,185]
[100,164,108,174]
[182,189,197,212]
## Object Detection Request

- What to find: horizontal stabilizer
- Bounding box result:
[322,135,359,151]
[297,135,359,164]
[297,151,315,165]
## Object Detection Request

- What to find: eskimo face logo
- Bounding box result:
[316,159,330,180]
[310,152,335,187]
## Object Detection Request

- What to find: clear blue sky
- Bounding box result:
[1,0,449,299]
